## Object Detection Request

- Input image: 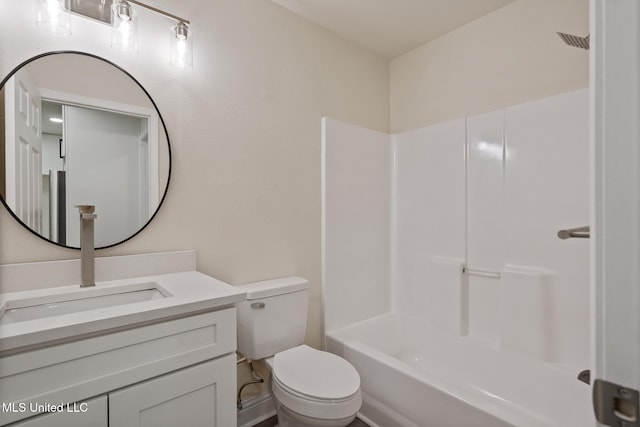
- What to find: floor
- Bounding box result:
[253,416,369,427]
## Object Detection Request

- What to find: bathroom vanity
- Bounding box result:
[0,258,245,427]
[0,51,243,426]
[0,49,245,426]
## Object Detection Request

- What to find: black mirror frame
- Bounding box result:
[0,50,172,250]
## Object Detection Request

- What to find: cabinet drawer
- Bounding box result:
[0,308,236,425]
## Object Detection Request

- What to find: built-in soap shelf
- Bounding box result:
[429,258,558,362]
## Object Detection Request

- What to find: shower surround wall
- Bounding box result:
[322,118,391,333]
[393,88,589,368]
[323,87,589,369]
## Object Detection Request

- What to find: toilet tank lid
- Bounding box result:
[235,276,309,300]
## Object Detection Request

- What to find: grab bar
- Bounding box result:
[557,226,590,239]
[462,267,501,279]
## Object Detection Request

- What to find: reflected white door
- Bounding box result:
[63,105,146,247]
[4,69,42,233]
[591,0,640,425]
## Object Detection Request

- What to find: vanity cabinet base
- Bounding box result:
[1,308,237,427]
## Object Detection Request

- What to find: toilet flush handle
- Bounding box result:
[251,302,265,309]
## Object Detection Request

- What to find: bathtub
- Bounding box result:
[325,314,592,427]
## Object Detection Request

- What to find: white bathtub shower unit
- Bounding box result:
[326,314,592,427]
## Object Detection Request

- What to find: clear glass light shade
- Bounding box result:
[35,0,71,36]
[111,0,138,55]
[170,22,193,69]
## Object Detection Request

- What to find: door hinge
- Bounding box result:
[594,379,639,427]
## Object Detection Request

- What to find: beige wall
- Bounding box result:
[0,0,388,397]
[390,0,589,132]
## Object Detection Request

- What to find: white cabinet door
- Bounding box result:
[9,396,107,427]
[109,354,237,427]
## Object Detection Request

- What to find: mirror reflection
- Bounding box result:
[0,52,170,249]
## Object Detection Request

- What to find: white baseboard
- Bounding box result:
[237,393,276,427]
[356,412,378,427]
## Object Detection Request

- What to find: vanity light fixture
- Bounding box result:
[35,0,193,69]
[35,0,72,36]
[111,0,138,55]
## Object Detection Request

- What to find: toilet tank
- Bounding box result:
[235,276,309,360]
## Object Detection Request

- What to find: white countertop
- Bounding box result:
[0,271,246,354]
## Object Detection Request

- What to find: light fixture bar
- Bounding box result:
[69,0,189,25]
[63,0,194,68]
[125,0,189,24]
[68,0,113,24]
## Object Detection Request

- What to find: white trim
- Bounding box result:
[591,1,640,424]
[237,393,276,427]
[39,89,155,118]
[320,116,327,349]
[4,75,16,208]
[389,134,397,314]
[146,113,159,212]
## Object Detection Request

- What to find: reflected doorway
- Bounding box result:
[41,100,153,247]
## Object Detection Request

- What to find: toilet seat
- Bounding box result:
[270,345,362,420]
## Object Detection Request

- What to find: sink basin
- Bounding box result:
[0,282,170,325]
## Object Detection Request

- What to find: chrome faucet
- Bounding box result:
[76,205,97,287]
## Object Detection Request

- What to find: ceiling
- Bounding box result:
[272,0,515,59]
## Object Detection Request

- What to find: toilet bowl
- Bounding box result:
[235,277,362,427]
[265,345,362,427]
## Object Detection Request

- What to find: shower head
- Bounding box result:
[557,32,590,50]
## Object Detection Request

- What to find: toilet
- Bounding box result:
[236,277,362,427]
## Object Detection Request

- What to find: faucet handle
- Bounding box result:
[75,204,95,214]
[75,205,97,220]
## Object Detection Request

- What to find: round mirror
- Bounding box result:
[0,51,171,249]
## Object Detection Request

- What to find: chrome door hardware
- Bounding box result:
[593,379,639,426]
[558,225,590,239]
[577,369,590,385]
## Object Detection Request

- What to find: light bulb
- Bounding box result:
[170,22,193,69]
